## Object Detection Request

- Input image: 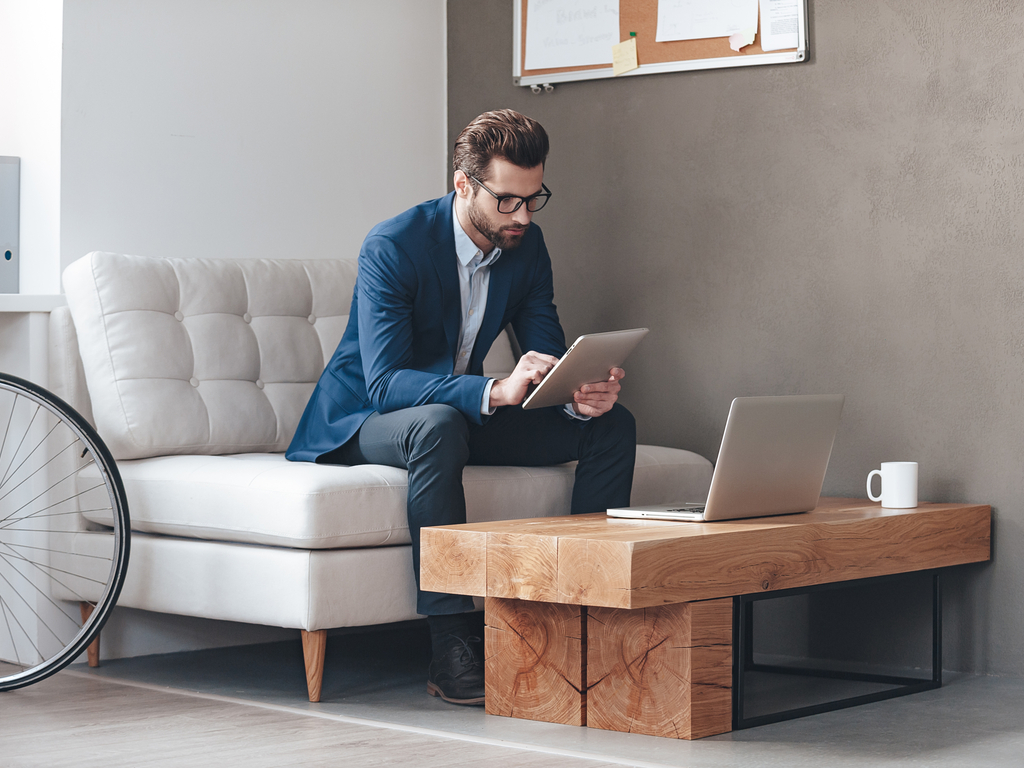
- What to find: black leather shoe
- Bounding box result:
[427,634,485,705]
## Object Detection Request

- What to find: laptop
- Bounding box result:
[607,394,845,522]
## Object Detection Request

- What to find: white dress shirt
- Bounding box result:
[452,200,587,420]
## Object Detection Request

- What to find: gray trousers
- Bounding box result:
[324,402,637,615]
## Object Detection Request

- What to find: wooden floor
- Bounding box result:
[0,671,624,768]
[5,648,1024,768]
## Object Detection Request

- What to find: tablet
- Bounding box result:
[521,328,649,410]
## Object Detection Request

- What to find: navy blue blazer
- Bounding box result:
[286,192,568,462]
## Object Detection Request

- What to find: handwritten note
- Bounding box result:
[525,0,620,70]
[655,0,758,43]
[611,37,638,75]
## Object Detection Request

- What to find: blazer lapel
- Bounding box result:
[427,193,462,365]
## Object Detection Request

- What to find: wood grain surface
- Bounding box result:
[6,670,633,768]
[484,596,733,739]
[301,629,326,703]
[587,599,732,739]
[80,601,101,667]
[421,500,991,609]
[488,532,560,602]
[420,527,487,596]
[484,597,585,726]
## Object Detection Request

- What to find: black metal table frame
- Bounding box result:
[732,570,942,730]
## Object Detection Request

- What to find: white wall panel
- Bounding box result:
[0,0,62,294]
[62,0,447,273]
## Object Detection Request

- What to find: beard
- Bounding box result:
[466,197,529,251]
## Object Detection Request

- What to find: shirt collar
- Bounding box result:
[453,198,501,267]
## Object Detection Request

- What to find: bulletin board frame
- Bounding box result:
[513,0,808,87]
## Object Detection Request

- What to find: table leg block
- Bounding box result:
[587,599,733,740]
[484,596,585,726]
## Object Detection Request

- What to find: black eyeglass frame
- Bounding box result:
[468,175,552,214]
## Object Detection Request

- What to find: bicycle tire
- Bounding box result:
[0,372,129,691]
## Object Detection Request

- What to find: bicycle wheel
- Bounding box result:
[0,372,129,691]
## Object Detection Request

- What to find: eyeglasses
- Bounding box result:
[468,175,552,214]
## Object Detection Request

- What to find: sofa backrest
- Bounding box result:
[58,252,517,460]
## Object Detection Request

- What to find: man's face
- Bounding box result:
[459,158,545,251]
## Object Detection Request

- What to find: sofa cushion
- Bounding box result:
[63,253,359,460]
[61,253,520,461]
[80,445,712,549]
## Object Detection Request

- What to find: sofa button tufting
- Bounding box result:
[256,379,265,390]
[174,311,184,321]
[189,377,199,387]
[308,314,316,324]
[243,313,252,323]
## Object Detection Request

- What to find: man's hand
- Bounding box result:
[489,351,560,408]
[572,368,624,418]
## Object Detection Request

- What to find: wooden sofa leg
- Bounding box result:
[301,629,327,702]
[79,602,101,667]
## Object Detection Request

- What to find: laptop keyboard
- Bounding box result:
[663,506,706,520]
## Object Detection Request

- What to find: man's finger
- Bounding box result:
[577,399,614,411]
[577,401,611,417]
[580,380,621,394]
[575,391,617,405]
[524,351,559,366]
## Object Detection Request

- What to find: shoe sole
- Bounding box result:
[427,680,485,706]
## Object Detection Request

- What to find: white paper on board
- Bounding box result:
[655,0,758,43]
[728,25,757,52]
[759,0,800,51]
[525,0,620,70]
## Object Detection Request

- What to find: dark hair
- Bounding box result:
[452,109,549,183]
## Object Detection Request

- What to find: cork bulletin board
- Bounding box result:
[513,0,808,87]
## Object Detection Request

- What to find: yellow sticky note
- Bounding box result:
[611,37,638,76]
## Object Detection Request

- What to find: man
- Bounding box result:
[287,109,636,705]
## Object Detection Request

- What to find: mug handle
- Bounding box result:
[867,469,882,502]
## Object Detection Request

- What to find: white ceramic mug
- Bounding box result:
[866,462,918,508]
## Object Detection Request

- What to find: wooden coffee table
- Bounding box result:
[421,498,990,739]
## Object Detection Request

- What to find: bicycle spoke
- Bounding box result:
[50,506,115,518]
[0,507,112,524]
[0,402,40,490]
[0,499,114,532]
[0,481,105,528]
[0,552,92,640]
[2,511,108,534]
[0,595,22,666]
[0,396,17,484]
[0,540,95,614]
[0,542,109,591]
[0,472,103,528]
[0,504,114,535]
[0,540,113,561]
[0,421,63,500]
[0,527,114,535]
[0,566,65,653]
[0,435,81,506]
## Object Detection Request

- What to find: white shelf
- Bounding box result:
[0,294,66,313]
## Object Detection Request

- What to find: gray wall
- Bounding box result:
[448,1,1024,675]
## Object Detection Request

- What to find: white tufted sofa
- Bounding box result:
[51,251,714,701]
